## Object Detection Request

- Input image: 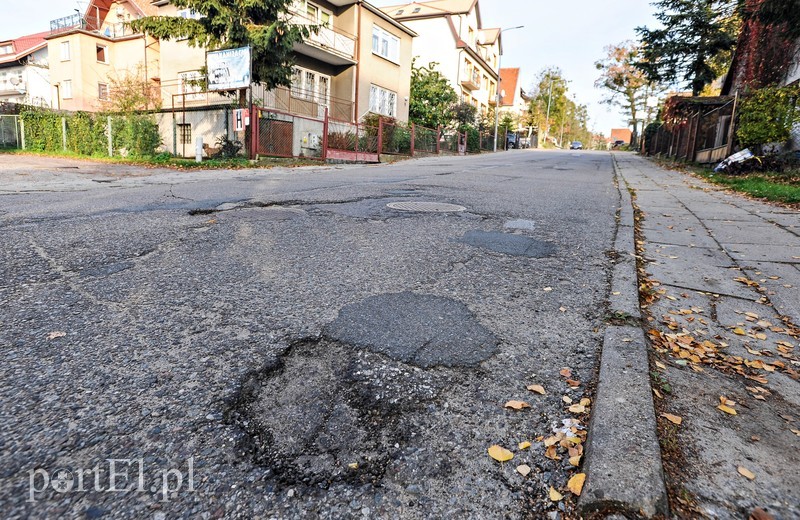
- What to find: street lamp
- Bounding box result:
[493,25,524,152]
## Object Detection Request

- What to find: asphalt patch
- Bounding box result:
[324,291,498,368]
[460,230,556,258]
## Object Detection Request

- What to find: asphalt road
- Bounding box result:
[0,150,619,518]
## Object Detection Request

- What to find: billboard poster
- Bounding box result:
[206,46,251,91]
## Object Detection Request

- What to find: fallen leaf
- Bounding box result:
[661,413,683,425]
[527,384,546,395]
[488,445,513,462]
[516,464,531,476]
[749,507,776,520]
[737,466,756,480]
[559,306,567,312]
[791,429,800,436]
[47,331,67,340]
[504,400,530,410]
[562,396,573,404]
[579,398,591,407]
[559,368,573,378]
[544,445,560,460]
[569,404,586,414]
[718,405,738,415]
[566,379,581,388]
[653,388,663,399]
[734,327,746,336]
[656,361,667,370]
[549,486,563,501]
[348,463,358,469]
[543,287,553,292]
[567,473,586,495]
[569,455,582,466]
[519,441,531,450]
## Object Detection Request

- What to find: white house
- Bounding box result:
[0,31,51,107]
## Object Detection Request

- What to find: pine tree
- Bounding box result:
[636,0,739,95]
[130,0,311,90]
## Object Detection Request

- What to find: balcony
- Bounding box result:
[288,12,356,66]
[461,68,481,91]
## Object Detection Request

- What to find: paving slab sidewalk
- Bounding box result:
[615,153,800,519]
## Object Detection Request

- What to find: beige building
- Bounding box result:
[45,0,160,112]
[154,0,415,124]
[381,0,501,117]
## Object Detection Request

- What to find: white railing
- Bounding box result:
[288,13,355,59]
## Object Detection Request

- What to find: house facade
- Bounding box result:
[154,0,415,124]
[0,32,51,107]
[381,0,501,118]
[45,0,160,112]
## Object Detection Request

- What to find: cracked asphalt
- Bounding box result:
[0,150,618,518]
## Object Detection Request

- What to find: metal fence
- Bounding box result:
[159,104,235,158]
[440,130,466,155]
[326,119,379,162]
[413,124,439,155]
[254,108,326,160]
[0,115,20,149]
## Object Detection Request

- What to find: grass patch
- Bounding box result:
[651,156,800,206]
[0,148,321,170]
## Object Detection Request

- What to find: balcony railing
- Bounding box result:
[287,12,356,61]
[461,68,481,91]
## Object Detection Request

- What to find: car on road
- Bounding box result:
[570,141,583,150]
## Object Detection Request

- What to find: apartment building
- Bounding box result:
[381,0,501,117]
[0,31,51,107]
[45,0,160,111]
[154,0,415,124]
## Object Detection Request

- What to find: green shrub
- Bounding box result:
[737,85,800,150]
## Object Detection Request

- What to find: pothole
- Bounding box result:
[324,291,497,368]
[460,230,556,258]
[226,339,448,486]
[386,201,466,213]
[188,203,307,220]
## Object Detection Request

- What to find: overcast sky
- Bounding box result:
[2,0,658,135]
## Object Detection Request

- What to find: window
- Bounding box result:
[98,82,109,101]
[61,80,72,99]
[372,26,400,63]
[369,85,397,117]
[483,74,488,91]
[61,41,71,61]
[290,66,330,105]
[179,71,203,101]
[0,44,12,55]
[96,44,108,63]
[295,1,331,26]
[178,123,192,145]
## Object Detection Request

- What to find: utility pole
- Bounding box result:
[493,25,524,152]
[542,77,553,148]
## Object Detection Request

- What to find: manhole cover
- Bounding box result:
[386,201,466,213]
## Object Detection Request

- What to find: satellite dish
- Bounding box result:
[10,76,20,85]
[500,89,506,98]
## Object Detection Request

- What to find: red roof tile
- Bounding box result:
[499,68,519,106]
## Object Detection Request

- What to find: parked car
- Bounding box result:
[570,141,583,150]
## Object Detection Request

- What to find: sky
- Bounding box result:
[1,0,658,135]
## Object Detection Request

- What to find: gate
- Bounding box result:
[258,118,293,157]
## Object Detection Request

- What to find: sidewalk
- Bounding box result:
[615,153,800,519]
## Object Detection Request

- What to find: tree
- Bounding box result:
[595,42,658,146]
[130,0,311,91]
[524,68,569,146]
[105,65,162,112]
[636,0,739,95]
[408,61,458,129]
[452,102,478,128]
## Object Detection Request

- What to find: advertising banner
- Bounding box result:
[207,46,251,91]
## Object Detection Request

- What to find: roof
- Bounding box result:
[479,28,499,45]
[499,68,519,106]
[0,31,49,65]
[381,0,478,19]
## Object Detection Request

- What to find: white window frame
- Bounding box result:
[369,84,397,118]
[96,44,108,64]
[290,66,330,106]
[0,44,12,55]
[293,1,332,26]
[98,82,109,101]
[179,71,203,101]
[61,41,71,61]
[372,26,400,64]
[61,80,72,99]
[176,8,203,20]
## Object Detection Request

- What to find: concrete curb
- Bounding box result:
[578,155,669,518]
